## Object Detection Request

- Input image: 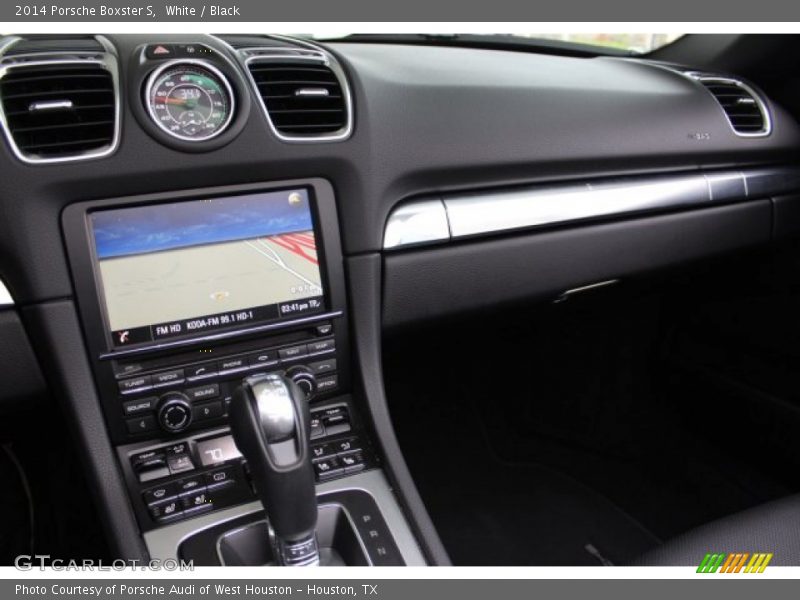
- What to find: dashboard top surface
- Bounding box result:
[0,33,798,303]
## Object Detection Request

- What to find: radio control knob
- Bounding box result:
[286,366,317,397]
[157,392,193,433]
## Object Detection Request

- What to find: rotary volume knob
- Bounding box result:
[285,365,317,397]
[157,392,193,433]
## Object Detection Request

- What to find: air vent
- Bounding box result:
[0,39,119,163]
[696,76,770,136]
[247,59,351,140]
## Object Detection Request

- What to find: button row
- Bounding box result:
[313,450,366,480]
[143,466,237,523]
[118,340,336,395]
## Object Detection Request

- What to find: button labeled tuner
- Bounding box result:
[156,392,193,433]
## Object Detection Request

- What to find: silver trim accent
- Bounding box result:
[383,198,450,249]
[98,310,343,360]
[554,279,619,304]
[0,35,121,164]
[0,279,13,307]
[230,36,353,143]
[383,167,800,250]
[444,174,710,240]
[143,59,236,143]
[29,99,73,112]
[295,88,330,97]
[684,72,772,138]
[144,469,426,566]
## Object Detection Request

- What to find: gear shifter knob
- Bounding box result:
[229,373,319,566]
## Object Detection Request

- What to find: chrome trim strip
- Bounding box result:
[383,198,450,249]
[143,58,236,143]
[29,99,74,112]
[445,174,709,240]
[144,469,426,565]
[383,167,800,250]
[0,279,13,307]
[226,35,353,144]
[98,310,343,361]
[0,35,121,165]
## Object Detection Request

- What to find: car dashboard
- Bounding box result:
[1,32,800,566]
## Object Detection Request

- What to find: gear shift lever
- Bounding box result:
[229,373,319,566]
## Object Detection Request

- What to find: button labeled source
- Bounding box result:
[123,397,156,417]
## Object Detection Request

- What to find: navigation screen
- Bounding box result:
[90,189,325,348]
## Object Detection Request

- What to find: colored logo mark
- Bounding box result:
[697,552,773,573]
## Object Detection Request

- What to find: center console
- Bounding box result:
[62,178,425,565]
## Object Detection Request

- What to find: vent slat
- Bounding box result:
[699,78,768,135]
[248,60,348,137]
[0,62,116,159]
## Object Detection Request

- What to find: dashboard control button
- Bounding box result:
[321,409,350,436]
[315,323,333,336]
[143,482,179,505]
[186,383,219,402]
[167,454,195,475]
[165,442,189,456]
[126,415,157,435]
[339,451,365,474]
[248,350,279,368]
[176,475,204,494]
[119,375,153,395]
[218,357,248,374]
[316,375,339,393]
[180,488,212,511]
[333,438,360,454]
[309,358,337,374]
[311,443,334,460]
[152,369,185,387]
[157,392,193,433]
[313,456,343,480]
[205,466,236,489]
[310,415,325,440]
[186,363,217,381]
[149,497,182,522]
[307,339,335,354]
[278,345,307,361]
[122,396,156,417]
[193,401,223,421]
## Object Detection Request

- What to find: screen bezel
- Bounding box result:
[87,186,330,351]
[63,178,346,359]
